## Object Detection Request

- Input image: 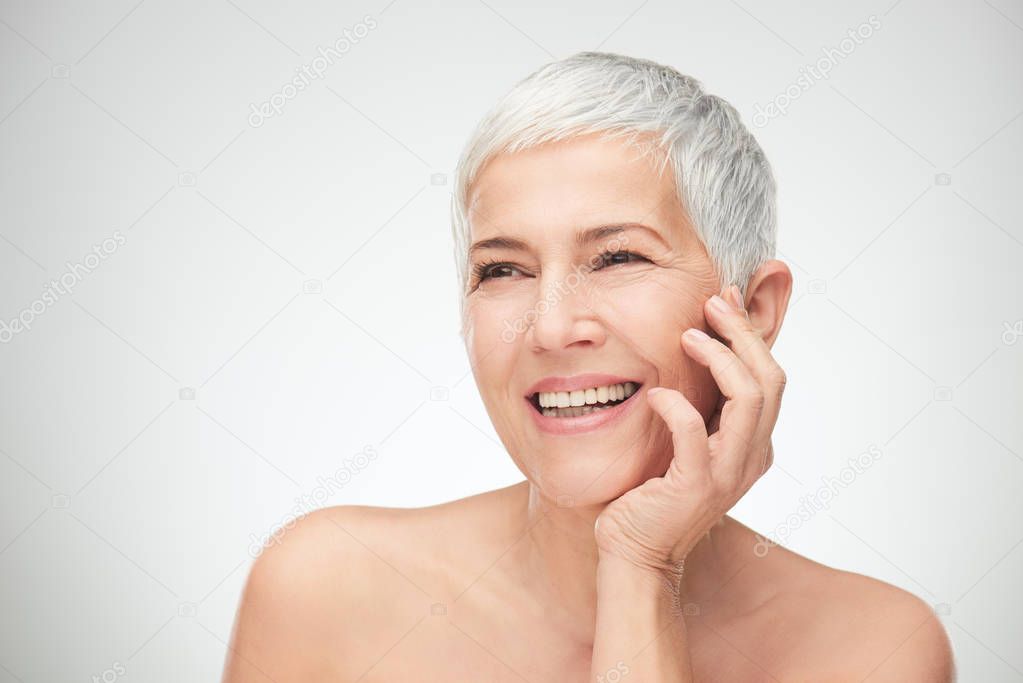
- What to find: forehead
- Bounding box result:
[467,132,685,243]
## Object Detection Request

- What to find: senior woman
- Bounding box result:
[223,52,954,681]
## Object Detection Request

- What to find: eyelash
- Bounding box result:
[472,250,649,285]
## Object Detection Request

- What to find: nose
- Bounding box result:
[526,267,607,352]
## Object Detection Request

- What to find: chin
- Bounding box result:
[514,443,671,509]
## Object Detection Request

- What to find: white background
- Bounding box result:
[0,0,1021,680]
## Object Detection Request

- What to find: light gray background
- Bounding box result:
[1,0,1021,680]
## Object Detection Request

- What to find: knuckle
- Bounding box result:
[744,388,766,413]
[768,366,788,390]
[673,405,705,433]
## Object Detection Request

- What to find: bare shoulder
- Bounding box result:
[223,484,524,681]
[222,505,425,681]
[762,548,955,681]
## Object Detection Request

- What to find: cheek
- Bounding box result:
[584,268,710,355]
[465,289,536,351]
[583,270,718,410]
[463,293,531,395]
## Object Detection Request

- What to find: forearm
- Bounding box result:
[590,554,693,683]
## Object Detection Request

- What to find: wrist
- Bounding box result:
[592,552,695,681]
[597,548,686,584]
[596,552,688,613]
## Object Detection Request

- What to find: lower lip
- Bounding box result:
[525,387,643,436]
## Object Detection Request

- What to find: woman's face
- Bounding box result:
[463,132,722,506]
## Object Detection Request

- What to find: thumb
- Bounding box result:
[646,387,710,480]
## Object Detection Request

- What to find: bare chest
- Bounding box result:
[353,612,589,682]
[348,603,805,682]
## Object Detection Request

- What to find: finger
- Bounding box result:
[761,439,774,475]
[681,326,762,485]
[706,288,787,448]
[719,286,786,483]
[645,387,710,483]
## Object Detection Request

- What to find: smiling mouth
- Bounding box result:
[528,381,642,418]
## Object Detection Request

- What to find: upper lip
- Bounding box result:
[524,373,643,397]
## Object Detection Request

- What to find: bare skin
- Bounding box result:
[223,132,954,681]
[224,489,953,681]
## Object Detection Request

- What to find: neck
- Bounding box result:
[510,481,740,648]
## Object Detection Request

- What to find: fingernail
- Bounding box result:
[709,295,730,314]
[647,387,663,397]
[684,328,711,342]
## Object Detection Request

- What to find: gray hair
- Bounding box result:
[450,51,777,323]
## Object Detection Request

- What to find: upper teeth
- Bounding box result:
[537,382,638,408]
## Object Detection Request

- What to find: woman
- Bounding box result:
[223,52,954,681]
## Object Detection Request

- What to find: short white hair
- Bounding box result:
[451,51,777,323]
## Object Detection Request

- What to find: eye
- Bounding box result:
[590,250,649,270]
[472,260,525,284]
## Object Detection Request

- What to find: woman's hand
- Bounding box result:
[594,284,787,579]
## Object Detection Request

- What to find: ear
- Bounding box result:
[744,260,793,349]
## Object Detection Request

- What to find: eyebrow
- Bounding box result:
[468,222,667,257]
